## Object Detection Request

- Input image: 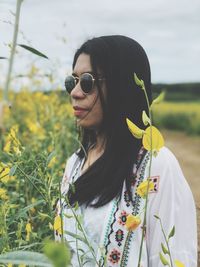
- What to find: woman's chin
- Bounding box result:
[76,120,98,130]
[76,119,91,129]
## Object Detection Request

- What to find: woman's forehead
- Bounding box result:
[73,53,92,75]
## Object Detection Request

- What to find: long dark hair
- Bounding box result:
[68,35,152,207]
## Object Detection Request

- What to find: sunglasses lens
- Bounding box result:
[65,76,76,94]
[80,73,93,93]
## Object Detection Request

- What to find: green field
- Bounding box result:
[152,101,200,135]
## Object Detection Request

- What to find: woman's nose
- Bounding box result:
[70,82,85,99]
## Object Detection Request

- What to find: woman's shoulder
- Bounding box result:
[67,150,80,166]
[61,150,81,194]
[150,146,182,172]
[65,149,81,174]
[149,145,192,193]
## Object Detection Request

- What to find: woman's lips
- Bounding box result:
[73,106,89,116]
[74,110,88,116]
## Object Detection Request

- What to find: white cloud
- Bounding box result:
[0,0,199,85]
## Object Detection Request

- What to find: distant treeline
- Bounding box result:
[152,82,200,101]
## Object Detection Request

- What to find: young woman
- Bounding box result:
[55,35,197,266]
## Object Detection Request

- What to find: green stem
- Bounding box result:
[137,86,153,267]
[158,218,174,267]
[75,221,82,267]
[120,231,131,267]
[4,0,23,102]
[16,165,48,203]
[59,182,64,243]
[64,196,100,266]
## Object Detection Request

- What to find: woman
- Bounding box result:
[55,35,197,266]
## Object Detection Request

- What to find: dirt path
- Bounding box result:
[162,129,200,265]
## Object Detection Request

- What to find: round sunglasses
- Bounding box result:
[65,72,105,94]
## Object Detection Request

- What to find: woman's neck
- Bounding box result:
[81,133,106,174]
[93,131,106,153]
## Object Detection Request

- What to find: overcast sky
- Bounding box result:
[0,0,200,89]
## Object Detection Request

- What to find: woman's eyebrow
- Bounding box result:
[72,71,94,76]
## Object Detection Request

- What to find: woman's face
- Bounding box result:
[70,53,105,130]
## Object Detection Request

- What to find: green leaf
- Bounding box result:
[133,73,145,89]
[152,149,158,157]
[18,44,49,59]
[151,91,166,106]
[43,240,71,267]
[159,252,170,266]
[64,230,87,244]
[0,251,52,266]
[64,213,74,219]
[69,183,76,194]
[16,200,45,219]
[142,110,151,126]
[74,201,79,211]
[0,57,7,59]
[161,242,169,254]
[38,211,52,220]
[168,225,175,239]
[46,151,56,165]
[9,165,17,176]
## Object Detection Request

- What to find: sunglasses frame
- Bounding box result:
[65,72,105,95]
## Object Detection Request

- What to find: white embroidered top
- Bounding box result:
[55,146,197,267]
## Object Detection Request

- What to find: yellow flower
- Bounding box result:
[3,140,11,153]
[0,164,15,183]
[0,188,8,200]
[26,120,39,133]
[126,119,164,155]
[25,222,32,241]
[142,126,164,153]
[65,103,74,117]
[7,264,13,267]
[125,214,141,231]
[3,125,21,155]
[54,215,62,235]
[24,119,46,140]
[174,260,185,267]
[30,197,36,214]
[136,180,154,198]
[126,118,144,139]
[48,156,56,168]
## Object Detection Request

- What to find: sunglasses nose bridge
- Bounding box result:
[70,78,85,97]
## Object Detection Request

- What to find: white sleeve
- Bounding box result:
[146,147,197,267]
[60,152,79,194]
[54,152,79,241]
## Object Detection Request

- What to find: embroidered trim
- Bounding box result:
[120,152,150,266]
[98,198,119,267]
[132,152,150,216]
[120,232,133,267]
[149,175,160,193]
[108,248,121,264]
[118,211,128,226]
[100,147,150,267]
[115,229,124,246]
[106,199,120,254]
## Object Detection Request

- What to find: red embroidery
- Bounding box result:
[108,248,121,264]
[118,211,128,226]
[149,175,160,193]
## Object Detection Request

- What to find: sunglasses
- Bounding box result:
[65,72,105,94]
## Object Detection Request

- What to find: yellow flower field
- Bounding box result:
[0,88,198,266]
[152,101,200,135]
[0,89,78,256]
